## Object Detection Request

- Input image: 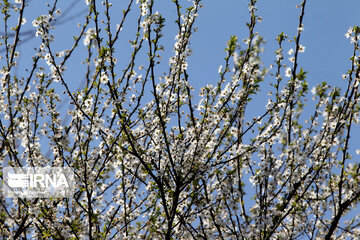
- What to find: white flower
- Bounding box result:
[288,48,294,55]
[84,98,93,108]
[297,26,304,32]
[85,0,91,5]
[32,19,39,27]
[285,67,292,77]
[55,51,65,58]
[345,26,353,38]
[311,86,316,95]
[181,62,188,71]
[356,149,360,155]
[140,2,149,16]
[350,36,357,44]
[130,94,136,103]
[100,75,109,84]
[218,65,223,74]
[19,17,26,25]
[298,44,306,53]
[83,28,96,46]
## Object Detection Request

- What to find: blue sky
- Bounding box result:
[189,0,360,90]
[12,0,360,96]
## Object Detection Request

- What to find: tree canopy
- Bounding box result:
[1,0,360,239]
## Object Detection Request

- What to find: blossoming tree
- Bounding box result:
[1,0,360,239]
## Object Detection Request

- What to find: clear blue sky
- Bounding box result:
[189,0,360,91]
[14,0,360,95]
